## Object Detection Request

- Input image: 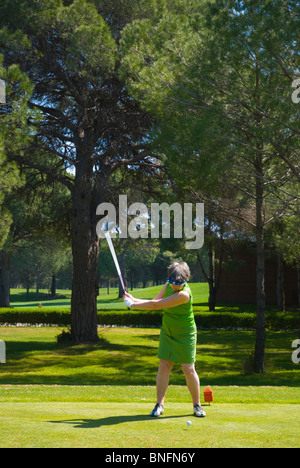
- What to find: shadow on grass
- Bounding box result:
[49,413,192,429]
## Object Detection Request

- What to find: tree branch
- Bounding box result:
[28,101,77,134]
[270,140,300,183]
[8,154,74,191]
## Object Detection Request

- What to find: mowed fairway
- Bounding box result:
[0,326,300,448]
[1,399,300,448]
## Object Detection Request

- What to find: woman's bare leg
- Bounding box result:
[182,363,200,406]
[156,359,174,405]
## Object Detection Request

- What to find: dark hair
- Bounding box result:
[167,261,190,283]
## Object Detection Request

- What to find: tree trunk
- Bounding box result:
[36,276,40,301]
[277,252,285,312]
[0,251,10,308]
[208,283,216,312]
[51,274,56,298]
[207,242,215,311]
[297,266,300,310]
[254,155,266,374]
[297,266,300,341]
[197,238,224,312]
[130,272,134,291]
[70,160,100,343]
[118,250,127,298]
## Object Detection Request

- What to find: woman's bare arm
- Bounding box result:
[124,290,190,311]
[124,283,168,304]
[153,283,168,300]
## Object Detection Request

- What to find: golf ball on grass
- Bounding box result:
[187,421,192,429]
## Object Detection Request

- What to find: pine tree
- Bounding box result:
[0,0,162,342]
[120,0,300,372]
[0,53,38,306]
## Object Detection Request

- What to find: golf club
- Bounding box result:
[105,231,130,308]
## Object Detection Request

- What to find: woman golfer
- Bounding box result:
[123,261,206,418]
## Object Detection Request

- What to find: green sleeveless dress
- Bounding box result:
[158,283,197,364]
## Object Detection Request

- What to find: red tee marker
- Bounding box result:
[204,387,213,405]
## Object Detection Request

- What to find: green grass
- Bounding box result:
[10,288,72,309]
[10,285,298,318]
[0,400,299,448]
[2,286,299,447]
[10,283,210,310]
[1,327,300,386]
[0,326,300,447]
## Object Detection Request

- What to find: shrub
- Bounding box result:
[0,307,298,331]
[0,308,70,326]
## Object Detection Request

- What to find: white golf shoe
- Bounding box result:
[194,404,206,417]
[150,403,164,417]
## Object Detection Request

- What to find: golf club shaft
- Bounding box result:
[105,231,126,293]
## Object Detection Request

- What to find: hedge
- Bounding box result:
[0,307,298,331]
[0,309,71,326]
